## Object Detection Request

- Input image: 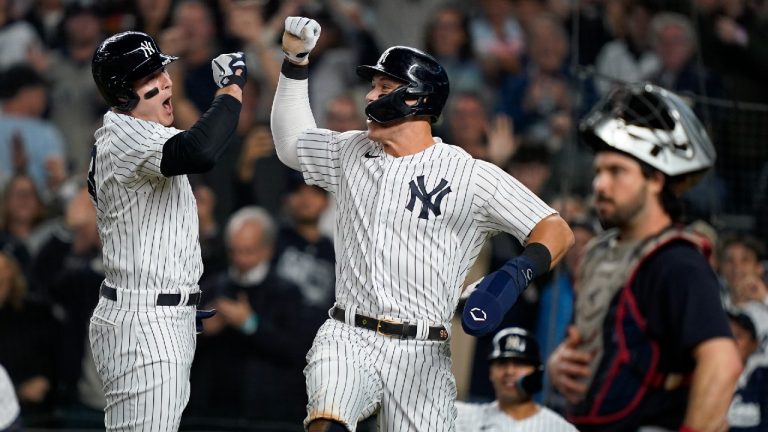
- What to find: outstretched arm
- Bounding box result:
[270,17,322,171]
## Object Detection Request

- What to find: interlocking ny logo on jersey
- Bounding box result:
[406,175,452,220]
[139,41,156,58]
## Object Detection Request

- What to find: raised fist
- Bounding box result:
[282,16,321,65]
[211,52,247,89]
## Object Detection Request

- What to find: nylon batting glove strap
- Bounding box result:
[282,16,321,65]
[196,309,217,334]
[211,52,247,89]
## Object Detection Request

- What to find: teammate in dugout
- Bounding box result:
[547,84,743,432]
[456,327,577,431]
[88,31,245,431]
[271,17,574,432]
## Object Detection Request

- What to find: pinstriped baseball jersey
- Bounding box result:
[0,363,20,429]
[455,401,577,431]
[297,129,555,325]
[87,109,200,432]
[89,110,201,297]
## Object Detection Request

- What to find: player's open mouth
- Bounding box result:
[163,97,172,114]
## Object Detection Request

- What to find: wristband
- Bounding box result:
[281,59,309,80]
[520,242,552,279]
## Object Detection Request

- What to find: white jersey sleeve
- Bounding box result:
[103,111,182,187]
[473,160,556,243]
[296,128,366,195]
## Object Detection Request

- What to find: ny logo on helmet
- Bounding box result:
[406,175,452,220]
[139,41,156,58]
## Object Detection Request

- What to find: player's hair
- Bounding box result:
[0,252,27,310]
[225,206,277,248]
[637,159,683,222]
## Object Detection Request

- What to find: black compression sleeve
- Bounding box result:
[160,94,242,176]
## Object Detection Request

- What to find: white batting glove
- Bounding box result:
[282,16,321,65]
[211,52,247,89]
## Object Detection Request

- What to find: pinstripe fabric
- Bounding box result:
[455,401,578,431]
[298,129,555,431]
[91,111,201,296]
[305,319,456,431]
[297,129,555,325]
[0,364,20,429]
[87,110,201,431]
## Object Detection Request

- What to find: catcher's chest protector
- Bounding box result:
[570,226,710,425]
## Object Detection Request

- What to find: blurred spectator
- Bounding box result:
[192,207,319,422]
[496,14,592,152]
[0,363,21,430]
[361,0,443,50]
[423,4,485,96]
[132,0,174,40]
[695,0,768,213]
[718,233,768,307]
[469,0,526,82]
[0,174,48,277]
[727,302,768,431]
[554,0,614,66]
[234,122,293,217]
[595,0,660,95]
[45,4,105,176]
[443,91,516,167]
[0,64,67,198]
[30,188,103,414]
[505,144,555,202]
[650,12,722,99]
[168,0,220,114]
[322,91,365,132]
[220,1,281,119]
[23,0,65,50]
[0,251,58,424]
[0,0,43,69]
[273,173,335,309]
[193,183,226,283]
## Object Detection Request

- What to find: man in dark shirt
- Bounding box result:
[547,84,742,431]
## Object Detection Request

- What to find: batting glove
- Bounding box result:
[461,255,536,337]
[196,309,217,334]
[282,16,321,65]
[211,52,247,89]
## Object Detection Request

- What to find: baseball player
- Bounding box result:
[456,327,576,432]
[87,31,245,431]
[271,17,574,432]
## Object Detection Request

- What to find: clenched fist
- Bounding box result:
[282,16,321,65]
[211,52,247,89]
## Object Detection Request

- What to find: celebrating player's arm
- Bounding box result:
[159,52,247,177]
[461,206,574,337]
[270,16,322,171]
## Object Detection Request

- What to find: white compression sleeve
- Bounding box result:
[270,62,316,171]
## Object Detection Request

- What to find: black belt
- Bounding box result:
[100,285,200,307]
[331,307,448,341]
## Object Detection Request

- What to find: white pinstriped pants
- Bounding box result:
[304,319,457,431]
[89,292,196,432]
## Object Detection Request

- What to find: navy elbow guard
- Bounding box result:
[462,243,551,337]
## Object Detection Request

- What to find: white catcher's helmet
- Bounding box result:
[580,83,716,191]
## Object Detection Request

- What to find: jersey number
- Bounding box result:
[87,145,97,204]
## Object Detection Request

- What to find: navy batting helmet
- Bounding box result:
[489,327,543,396]
[92,31,178,112]
[356,46,449,124]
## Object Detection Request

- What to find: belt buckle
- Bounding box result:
[376,317,399,338]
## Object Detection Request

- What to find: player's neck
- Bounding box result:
[381,126,434,158]
[499,399,539,420]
